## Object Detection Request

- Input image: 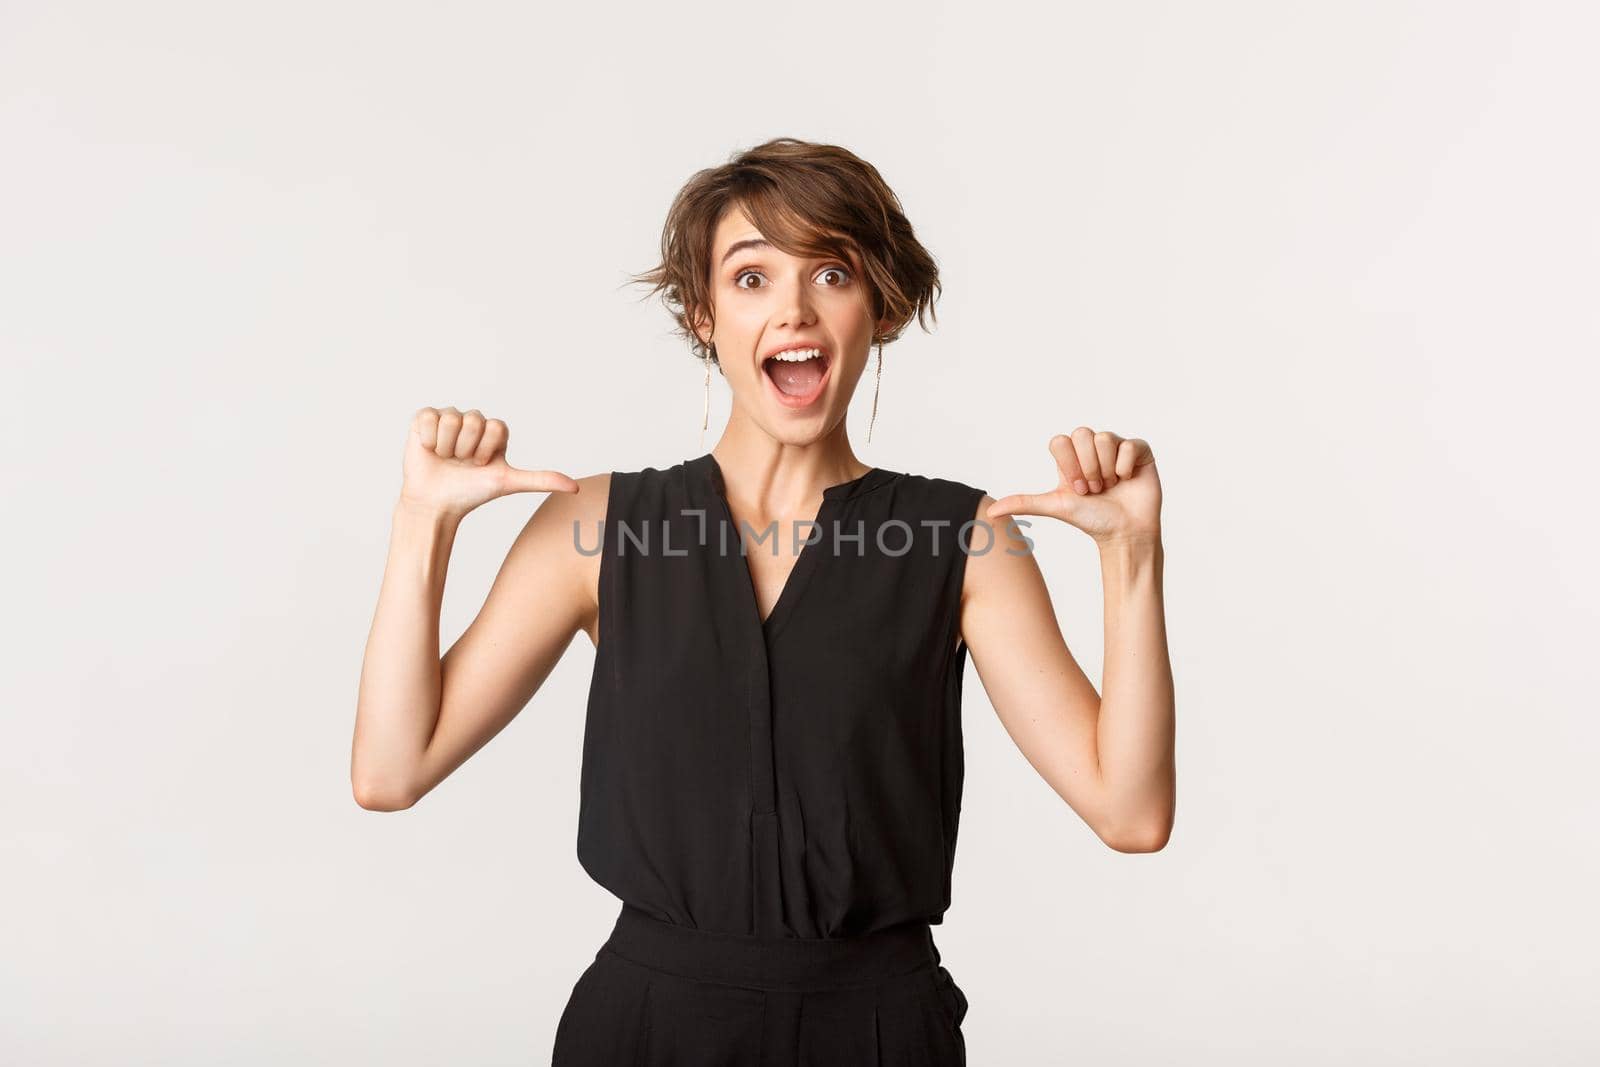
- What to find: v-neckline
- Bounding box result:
[691,452,883,637]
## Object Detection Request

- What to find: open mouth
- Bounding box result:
[762,347,831,407]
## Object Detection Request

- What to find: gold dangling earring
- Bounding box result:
[866,337,883,444]
[700,341,714,452]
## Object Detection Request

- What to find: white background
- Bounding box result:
[4,1,1597,1063]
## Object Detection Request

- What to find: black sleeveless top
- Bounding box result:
[577,452,988,939]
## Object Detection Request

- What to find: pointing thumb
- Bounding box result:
[501,465,581,495]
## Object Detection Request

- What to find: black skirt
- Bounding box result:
[552,903,970,1066]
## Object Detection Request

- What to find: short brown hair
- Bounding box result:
[629,138,941,368]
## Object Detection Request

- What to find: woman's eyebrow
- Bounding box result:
[720,238,772,265]
[718,238,851,268]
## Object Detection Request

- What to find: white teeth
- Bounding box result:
[769,347,823,362]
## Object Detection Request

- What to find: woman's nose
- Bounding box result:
[775,277,818,328]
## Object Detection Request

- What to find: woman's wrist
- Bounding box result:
[1097,532,1163,600]
[393,494,466,529]
[1094,526,1163,552]
[388,496,462,588]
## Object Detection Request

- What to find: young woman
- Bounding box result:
[352,138,1175,1065]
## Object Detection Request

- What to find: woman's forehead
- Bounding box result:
[711,204,761,250]
[710,208,857,267]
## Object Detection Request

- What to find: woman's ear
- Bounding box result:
[690,311,713,348]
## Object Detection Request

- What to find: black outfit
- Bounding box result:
[553,453,986,1065]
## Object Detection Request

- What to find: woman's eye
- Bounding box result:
[732,266,850,289]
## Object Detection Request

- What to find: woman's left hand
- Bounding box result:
[986,428,1162,546]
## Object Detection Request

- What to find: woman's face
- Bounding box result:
[699,205,878,445]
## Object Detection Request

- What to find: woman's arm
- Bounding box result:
[350,406,595,811]
[959,429,1175,852]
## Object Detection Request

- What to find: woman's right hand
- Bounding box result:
[399,406,579,519]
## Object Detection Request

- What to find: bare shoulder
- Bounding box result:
[497,472,612,645]
[507,471,612,547]
[534,470,612,528]
[959,491,1050,632]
